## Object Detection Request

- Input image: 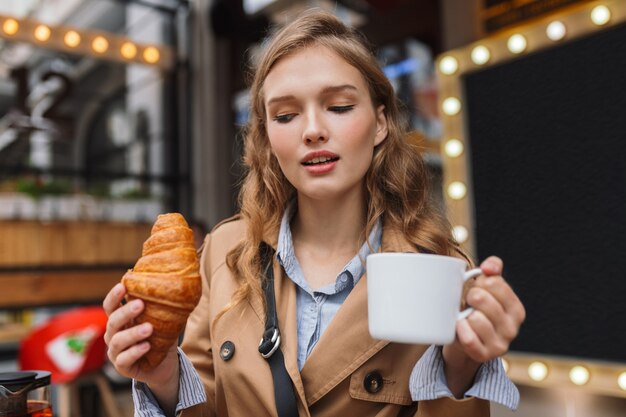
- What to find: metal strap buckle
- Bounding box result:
[259,328,281,359]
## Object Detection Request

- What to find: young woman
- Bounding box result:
[103,10,525,417]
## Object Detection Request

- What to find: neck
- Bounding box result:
[291,190,366,256]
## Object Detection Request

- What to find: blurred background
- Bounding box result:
[0,0,624,416]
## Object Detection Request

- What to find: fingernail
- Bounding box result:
[131,300,142,312]
[484,261,497,271]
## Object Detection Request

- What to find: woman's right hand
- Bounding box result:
[102,282,180,387]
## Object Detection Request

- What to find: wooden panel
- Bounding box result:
[0,221,151,267]
[0,269,126,307]
[39,222,69,264]
[0,222,39,265]
[67,222,100,264]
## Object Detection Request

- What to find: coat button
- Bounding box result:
[363,371,383,393]
[220,341,235,361]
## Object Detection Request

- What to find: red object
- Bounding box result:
[19,306,108,384]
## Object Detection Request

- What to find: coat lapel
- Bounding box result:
[274,261,309,414]
[299,273,387,405]
[299,220,418,406]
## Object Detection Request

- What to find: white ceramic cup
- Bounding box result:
[366,253,482,345]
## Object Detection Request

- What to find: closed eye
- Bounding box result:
[273,113,296,123]
[329,105,354,113]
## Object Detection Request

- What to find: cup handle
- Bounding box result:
[457,268,483,320]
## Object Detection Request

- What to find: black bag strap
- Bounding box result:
[258,242,299,417]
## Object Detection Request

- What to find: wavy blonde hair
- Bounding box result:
[223,10,465,315]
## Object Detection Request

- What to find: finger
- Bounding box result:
[479,256,503,276]
[107,322,153,360]
[456,318,489,363]
[102,283,126,315]
[466,286,507,328]
[113,341,150,374]
[104,299,144,345]
[473,276,526,324]
[467,286,520,342]
[466,310,509,359]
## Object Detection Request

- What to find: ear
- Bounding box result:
[374,105,388,146]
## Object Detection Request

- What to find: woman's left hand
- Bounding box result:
[442,256,525,395]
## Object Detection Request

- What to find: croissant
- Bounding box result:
[122,213,202,371]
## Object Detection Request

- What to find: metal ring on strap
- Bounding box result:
[259,327,281,359]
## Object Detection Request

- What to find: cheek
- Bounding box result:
[341,116,378,150]
[267,129,292,165]
[346,120,378,171]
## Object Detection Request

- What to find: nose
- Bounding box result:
[302,110,328,144]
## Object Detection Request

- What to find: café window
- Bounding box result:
[0,0,188,222]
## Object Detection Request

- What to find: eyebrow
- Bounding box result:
[265,84,358,107]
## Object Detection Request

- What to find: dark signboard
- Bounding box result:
[463,21,626,362]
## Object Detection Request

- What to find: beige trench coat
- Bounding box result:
[180,217,489,417]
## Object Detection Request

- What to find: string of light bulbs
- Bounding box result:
[0,14,173,70]
[501,353,626,397]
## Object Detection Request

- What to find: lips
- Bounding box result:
[301,151,340,166]
[301,151,339,175]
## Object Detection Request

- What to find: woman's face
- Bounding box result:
[263,44,388,203]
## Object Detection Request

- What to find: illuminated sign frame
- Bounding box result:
[436,0,626,397]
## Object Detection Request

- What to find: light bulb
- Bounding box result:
[2,18,19,36]
[569,366,590,385]
[546,21,566,41]
[471,45,490,65]
[528,361,548,382]
[34,25,51,42]
[92,36,109,53]
[442,97,461,116]
[618,371,626,390]
[64,30,81,48]
[507,34,527,54]
[591,5,611,26]
[452,225,468,243]
[120,41,137,59]
[143,46,160,64]
[447,181,467,200]
[439,56,458,75]
[444,138,464,158]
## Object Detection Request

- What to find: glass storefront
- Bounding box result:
[0,0,190,222]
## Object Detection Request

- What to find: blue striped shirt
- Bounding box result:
[275,207,382,370]
[132,209,520,415]
[132,347,206,416]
